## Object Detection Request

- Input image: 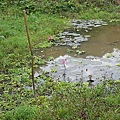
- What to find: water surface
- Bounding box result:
[35,20,120,84]
[36,23,120,58]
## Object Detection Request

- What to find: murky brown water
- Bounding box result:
[35,22,120,84]
[80,25,120,57]
[36,24,120,58]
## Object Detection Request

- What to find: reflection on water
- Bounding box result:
[36,24,120,58]
[81,25,120,57]
[35,22,120,84]
[39,48,120,84]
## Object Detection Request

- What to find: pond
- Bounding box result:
[35,20,120,85]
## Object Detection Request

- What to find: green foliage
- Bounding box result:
[76,50,86,55]
[3,105,39,120]
[1,78,120,120]
[35,41,53,48]
[116,63,120,67]
[0,12,69,68]
[0,1,120,120]
[106,53,113,58]
[0,0,119,18]
[48,56,54,61]
[51,68,57,73]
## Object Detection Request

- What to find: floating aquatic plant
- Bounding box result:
[116,63,120,67]
[48,56,54,61]
[76,50,86,55]
[72,45,78,49]
[67,49,73,53]
[106,53,113,58]
[51,68,57,73]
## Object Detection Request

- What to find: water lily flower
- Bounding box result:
[62,59,67,68]
[48,36,52,41]
[62,59,66,64]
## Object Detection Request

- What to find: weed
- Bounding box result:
[3,105,39,120]
[0,1,120,120]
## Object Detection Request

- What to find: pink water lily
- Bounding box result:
[48,36,51,41]
[62,59,66,65]
[62,59,67,69]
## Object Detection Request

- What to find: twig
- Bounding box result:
[23,10,38,105]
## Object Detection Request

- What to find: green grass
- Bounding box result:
[0,1,120,120]
[0,12,69,55]
[1,80,120,120]
[0,12,70,71]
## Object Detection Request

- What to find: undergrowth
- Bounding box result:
[0,0,120,120]
[1,79,120,120]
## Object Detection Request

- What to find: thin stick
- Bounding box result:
[23,10,37,105]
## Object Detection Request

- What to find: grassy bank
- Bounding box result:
[0,12,70,69]
[1,80,120,120]
[0,0,120,119]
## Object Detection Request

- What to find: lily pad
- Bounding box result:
[106,53,113,58]
[51,68,57,73]
[76,50,86,55]
[116,63,120,67]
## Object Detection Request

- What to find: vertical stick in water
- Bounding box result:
[23,10,37,104]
